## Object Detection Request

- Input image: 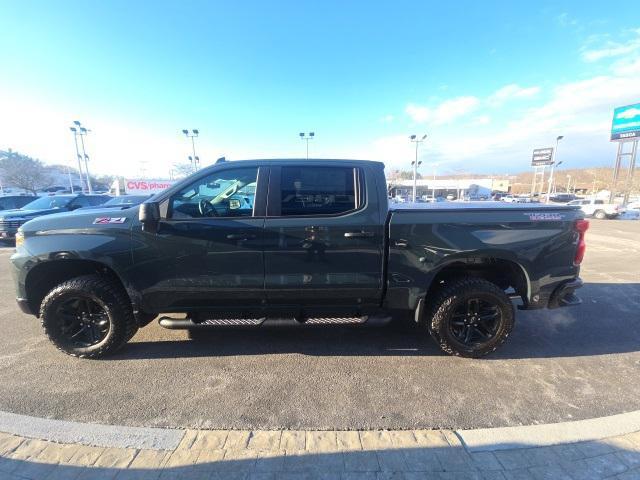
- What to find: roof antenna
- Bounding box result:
[216,156,226,164]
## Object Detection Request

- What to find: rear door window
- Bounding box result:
[279,166,358,216]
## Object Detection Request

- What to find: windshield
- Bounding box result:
[21,196,73,210]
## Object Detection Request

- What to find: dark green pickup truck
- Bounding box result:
[11,159,588,358]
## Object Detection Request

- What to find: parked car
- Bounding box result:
[0,194,110,239]
[626,201,640,211]
[549,193,578,203]
[76,195,151,210]
[0,195,37,211]
[12,159,587,359]
[501,195,526,203]
[566,198,623,219]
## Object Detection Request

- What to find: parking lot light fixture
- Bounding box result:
[182,129,200,172]
[410,134,427,202]
[69,125,87,193]
[546,136,564,203]
[299,132,315,160]
[75,123,93,194]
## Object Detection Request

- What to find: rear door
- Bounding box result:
[262,163,384,309]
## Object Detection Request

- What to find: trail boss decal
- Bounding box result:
[93,217,128,225]
[525,212,564,221]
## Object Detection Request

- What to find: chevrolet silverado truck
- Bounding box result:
[10,159,588,358]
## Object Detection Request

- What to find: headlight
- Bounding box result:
[15,230,24,248]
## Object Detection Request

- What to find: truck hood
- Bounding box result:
[18,207,139,234]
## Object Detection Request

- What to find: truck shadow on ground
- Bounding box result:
[116,282,640,361]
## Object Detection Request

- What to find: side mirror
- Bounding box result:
[139,202,160,233]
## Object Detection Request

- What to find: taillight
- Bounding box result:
[574,219,589,265]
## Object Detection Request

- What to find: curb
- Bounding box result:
[1,408,640,453]
[456,410,640,452]
[0,410,184,450]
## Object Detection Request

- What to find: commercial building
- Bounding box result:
[387,178,510,201]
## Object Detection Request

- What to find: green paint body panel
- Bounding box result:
[11,159,584,319]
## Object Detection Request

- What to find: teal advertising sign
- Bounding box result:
[611,103,640,141]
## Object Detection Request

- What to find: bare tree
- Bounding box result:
[172,161,196,179]
[0,149,52,194]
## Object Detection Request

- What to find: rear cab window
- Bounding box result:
[278,166,361,216]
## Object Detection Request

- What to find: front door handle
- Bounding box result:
[226,233,256,240]
[344,231,374,238]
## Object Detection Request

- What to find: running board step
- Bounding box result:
[158,315,391,330]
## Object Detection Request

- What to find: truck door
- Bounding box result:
[132,166,267,312]
[262,164,384,308]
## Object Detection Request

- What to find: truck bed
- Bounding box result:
[384,201,583,312]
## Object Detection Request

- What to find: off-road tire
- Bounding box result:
[40,274,138,358]
[425,277,514,358]
[593,210,607,220]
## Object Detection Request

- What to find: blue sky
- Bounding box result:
[0,1,639,177]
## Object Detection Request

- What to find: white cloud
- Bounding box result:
[556,13,579,28]
[487,84,541,106]
[581,29,640,62]
[472,115,491,126]
[374,53,640,172]
[406,96,479,126]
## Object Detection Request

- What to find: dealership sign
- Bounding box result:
[531,147,554,166]
[611,103,640,141]
[124,179,175,195]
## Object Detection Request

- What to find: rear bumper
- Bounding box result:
[548,277,583,309]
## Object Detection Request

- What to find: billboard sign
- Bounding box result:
[124,179,175,195]
[531,147,554,166]
[611,103,640,141]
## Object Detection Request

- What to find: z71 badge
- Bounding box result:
[93,217,128,225]
[525,212,564,221]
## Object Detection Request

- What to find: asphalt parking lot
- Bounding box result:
[0,219,638,431]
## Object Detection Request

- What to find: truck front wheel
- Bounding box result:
[40,275,138,358]
[593,210,607,219]
[425,277,514,358]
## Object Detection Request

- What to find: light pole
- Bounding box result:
[76,123,93,194]
[410,134,427,202]
[299,132,314,160]
[566,174,572,193]
[546,135,564,203]
[69,124,87,193]
[182,129,200,172]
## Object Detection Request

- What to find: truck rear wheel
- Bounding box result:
[425,277,514,358]
[593,210,607,219]
[40,275,138,358]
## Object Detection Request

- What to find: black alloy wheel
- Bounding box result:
[40,274,138,358]
[54,296,111,349]
[448,297,501,347]
[426,277,515,358]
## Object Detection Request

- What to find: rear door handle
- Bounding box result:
[226,233,256,240]
[344,231,374,238]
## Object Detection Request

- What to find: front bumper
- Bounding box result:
[548,277,583,309]
[16,297,34,315]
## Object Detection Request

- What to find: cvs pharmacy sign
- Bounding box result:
[125,179,175,195]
